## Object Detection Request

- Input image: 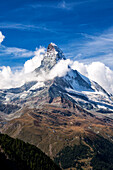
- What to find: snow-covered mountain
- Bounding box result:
[0,43,113,120]
[1,43,113,170]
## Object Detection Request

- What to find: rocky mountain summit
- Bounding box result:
[35,43,65,73]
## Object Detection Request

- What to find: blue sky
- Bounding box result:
[0,0,113,69]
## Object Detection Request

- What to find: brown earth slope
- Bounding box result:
[2,97,113,169]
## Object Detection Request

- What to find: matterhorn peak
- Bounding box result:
[47,42,65,60]
[35,43,66,73]
[47,43,57,53]
[48,42,57,48]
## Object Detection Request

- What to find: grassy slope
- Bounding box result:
[2,103,113,169]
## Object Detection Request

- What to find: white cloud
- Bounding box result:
[0,47,45,89]
[71,61,88,76]
[49,59,72,78]
[0,49,72,89]
[28,58,72,82]
[71,61,113,94]
[24,47,45,73]
[0,31,5,43]
[0,67,38,89]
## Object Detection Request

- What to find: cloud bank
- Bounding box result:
[0,47,45,89]
[71,61,113,94]
[0,49,113,95]
[24,47,45,73]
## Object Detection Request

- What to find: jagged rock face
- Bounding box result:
[47,43,65,60]
[47,43,56,52]
[35,43,65,73]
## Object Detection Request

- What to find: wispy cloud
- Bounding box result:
[80,32,113,55]
[57,1,73,10]
[29,0,90,11]
[58,0,92,10]
[65,28,113,69]
[0,23,56,33]
[0,45,34,58]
